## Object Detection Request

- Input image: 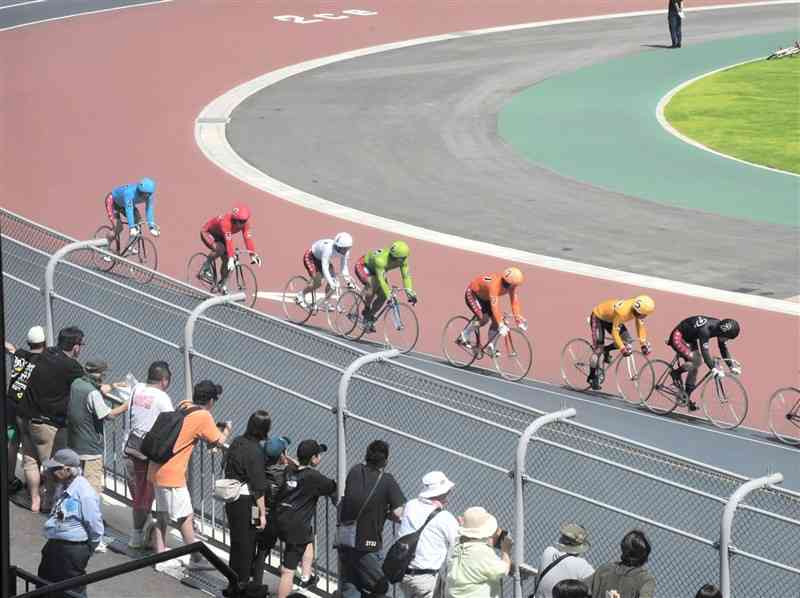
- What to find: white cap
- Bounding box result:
[419,471,455,498]
[27,326,45,344]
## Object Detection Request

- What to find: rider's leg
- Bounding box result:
[461,290,486,344]
[301,250,321,298]
[588,314,607,386]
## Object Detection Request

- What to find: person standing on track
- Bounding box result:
[460,268,527,355]
[199,203,262,285]
[298,233,356,308]
[587,296,655,391]
[667,316,740,410]
[668,0,684,48]
[104,178,159,247]
[354,241,417,332]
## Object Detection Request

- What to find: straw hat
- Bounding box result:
[458,507,498,539]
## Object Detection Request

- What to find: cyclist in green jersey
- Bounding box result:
[354,241,418,331]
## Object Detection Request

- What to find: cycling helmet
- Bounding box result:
[389,240,409,259]
[334,232,353,251]
[137,177,156,195]
[502,267,524,286]
[718,318,740,340]
[632,295,655,317]
[231,203,251,222]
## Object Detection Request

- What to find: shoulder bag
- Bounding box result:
[336,465,384,549]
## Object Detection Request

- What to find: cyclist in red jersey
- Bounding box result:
[199,203,262,283]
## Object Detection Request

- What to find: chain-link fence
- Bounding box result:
[3,207,799,597]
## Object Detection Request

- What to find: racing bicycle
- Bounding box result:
[767,386,800,445]
[441,313,533,382]
[560,337,655,404]
[92,221,158,284]
[334,285,419,353]
[645,356,749,429]
[281,273,350,330]
[186,248,259,307]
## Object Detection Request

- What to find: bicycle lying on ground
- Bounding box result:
[441,313,533,382]
[186,248,259,307]
[281,274,349,330]
[334,285,419,353]
[560,337,654,404]
[645,356,748,430]
[768,386,800,445]
[92,221,158,284]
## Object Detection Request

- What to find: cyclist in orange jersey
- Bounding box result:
[459,267,527,354]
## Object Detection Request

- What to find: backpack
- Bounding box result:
[265,463,288,510]
[382,508,441,583]
[140,406,202,464]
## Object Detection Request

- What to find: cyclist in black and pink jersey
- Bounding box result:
[667,316,741,410]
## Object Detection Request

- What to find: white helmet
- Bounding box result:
[334,232,353,250]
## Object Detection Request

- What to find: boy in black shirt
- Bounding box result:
[275,440,336,598]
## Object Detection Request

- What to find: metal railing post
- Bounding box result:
[719,472,783,598]
[183,293,245,402]
[43,238,108,345]
[513,408,577,598]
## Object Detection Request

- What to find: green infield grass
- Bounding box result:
[665,58,800,174]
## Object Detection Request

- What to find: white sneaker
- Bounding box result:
[127,530,144,549]
[154,558,184,572]
[95,541,108,553]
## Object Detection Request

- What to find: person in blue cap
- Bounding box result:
[104,178,159,248]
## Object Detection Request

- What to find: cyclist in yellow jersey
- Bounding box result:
[587,295,655,390]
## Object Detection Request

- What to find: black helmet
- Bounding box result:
[718,319,740,339]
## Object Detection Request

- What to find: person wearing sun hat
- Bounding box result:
[534,523,594,598]
[446,507,512,598]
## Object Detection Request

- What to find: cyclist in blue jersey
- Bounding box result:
[104,177,159,242]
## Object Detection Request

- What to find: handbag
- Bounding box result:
[336,466,384,549]
[213,478,244,503]
[123,389,148,461]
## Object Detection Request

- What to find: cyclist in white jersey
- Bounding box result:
[299,233,355,307]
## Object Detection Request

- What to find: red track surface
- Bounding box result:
[1,0,796,432]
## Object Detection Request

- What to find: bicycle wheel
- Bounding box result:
[334,290,366,339]
[615,351,655,405]
[230,264,258,307]
[186,252,214,292]
[282,275,315,324]
[92,226,117,272]
[382,302,419,354]
[644,360,680,415]
[120,237,157,284]
[441,316,479,368]
[700,374,749,429]
[560,338,593,391]
[768,387,800,445]
[492,329,533,382]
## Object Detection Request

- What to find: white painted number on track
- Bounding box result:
[274,9,377,24]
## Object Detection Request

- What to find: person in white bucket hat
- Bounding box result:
[397,472,459,598]
[446,507,512,598]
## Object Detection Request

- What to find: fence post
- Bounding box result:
[719,472,783,598]
[513,408,577,598]
[183,292,246,403]
[43,238,108,345]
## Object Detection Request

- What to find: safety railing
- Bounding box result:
[3,206,799,597]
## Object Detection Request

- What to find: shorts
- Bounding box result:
[589,313,632,349]
[80,458,105,496]
[105,194,141,224]
[20,418,65,473]
[281,541,309,570]
[464,288,493,323]
[155,485,193,520]
[355,256,371,286]
[303,249,335,279]
[126,458,155,511]
[200,231,226,256]
[669,329,694,360]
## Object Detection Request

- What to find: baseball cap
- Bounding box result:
[297,439,327,461]
[27,326,46,344]
[264,436,292,459]
[44,448,81,470]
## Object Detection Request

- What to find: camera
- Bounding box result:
[495,528,508,547]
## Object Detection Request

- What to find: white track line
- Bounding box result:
[195,0,800,317]
[0,0,46,11]
[656,59,800,178]
[0,0,171,32]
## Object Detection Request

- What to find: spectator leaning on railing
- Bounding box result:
[150,380,230,571]
[66,360,127,498]
[339,440,405,598]
[5,325,46,494]
[223,410,271,594]
[587,529,655,598]
[16,326,85,512]
[533,523,594,598]
[122,361,174,550]
[37,448,104,598]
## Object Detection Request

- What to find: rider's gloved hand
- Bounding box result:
[497,323,510,337]
[621,344,633,357]
[149,224,160,237]
[641,342,652,355]
[251,253,262,267]
[516,317,528,332]
[129,226,140,238]
[405,289,418,305]
[712,366,726,379]
[730,364,742,376]
[226,256,236,272]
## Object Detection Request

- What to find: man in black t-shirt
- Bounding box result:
[668,0,684,48]
[275,439,337,598]
[16,326,85,512]
[339,440,405,598]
